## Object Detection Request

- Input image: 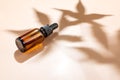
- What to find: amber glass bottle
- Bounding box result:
[15,23,58,52]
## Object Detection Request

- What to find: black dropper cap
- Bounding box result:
[40,23,58,37]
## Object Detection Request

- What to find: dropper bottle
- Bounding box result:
[15,23,58,52]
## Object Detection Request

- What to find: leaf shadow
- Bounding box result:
[33,0,111,50]
[118,31,120,46]
[76,47,113,63]
[56,35,82,42]
[74,29,120,72]
[8,0,112,63]
[7,29,32,36]
[55,0,110,32]
[34,9,50,25]
[90,22,109,48]
[33,8,82,42]
[54,0,120,73]
[110,30,120,70]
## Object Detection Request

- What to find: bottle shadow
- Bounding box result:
[14,43,44,63]
[14,32,58,63]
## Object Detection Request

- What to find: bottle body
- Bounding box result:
[15,23,58,52]
[16,28,45,52]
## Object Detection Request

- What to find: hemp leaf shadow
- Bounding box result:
[76,47,112,63]
[8,0,113,64]
[55,0,110,31]
[90,22,108,48]
[51,0,120,72]
[54,0,110,50]
[75,30,120,72]
[66,1,120,71]
[7,29,32,36]
[32,0,112,66]
[118,30,120,42]
[34,9,50,25]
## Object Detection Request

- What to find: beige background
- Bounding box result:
[0,0,120,80]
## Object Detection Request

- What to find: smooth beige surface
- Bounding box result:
[0,0,120,80]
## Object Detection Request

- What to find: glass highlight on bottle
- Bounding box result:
[15,23,58,52]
